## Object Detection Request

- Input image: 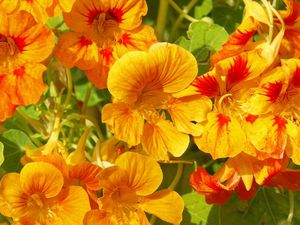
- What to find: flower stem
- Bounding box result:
[167,0,198,23]
[64,68,73,108]
[156,0,169,40]
[287,190,294,223]
[168,163,184,190]
[169,0,198,41]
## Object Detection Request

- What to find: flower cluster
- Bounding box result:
[2,0,300,224]
[0,0,186,224]
[190,0,300,204]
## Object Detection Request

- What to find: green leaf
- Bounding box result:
[182,192,213,224]
[0,142,4,167]
[194,0,213,19]
[176,21,228,74]
[46,14,69,32]
[2,129,35,150]
[187,21,229,53]
[0,129,36,172]
[212,6,243,33]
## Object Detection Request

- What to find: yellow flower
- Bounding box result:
[192,52,267,159]
[102,43,211,160]
[0,162,91,224]
[84,152,184,225]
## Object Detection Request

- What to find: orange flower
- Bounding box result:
[55,0,156,88]
[0,10,54,71]
[0,162,91,224]
[84,152,184,225]
[102,43,211,160]
[190,153,286,204]
[0,11,54,121]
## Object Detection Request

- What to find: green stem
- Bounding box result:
[169,0,198,41]
[167,0,198,23]
[168,163,184,190]
[156,0,169,41]
[287,190,294,223]
[61,114,105,141]
[159,159,193,165]
[82,83,93,116]
[64,68,73,108]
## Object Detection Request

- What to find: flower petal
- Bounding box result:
[20,162,64,198]
[102,103,144,146]
[139,190,184,224]
[194,112,245,159]
[143,118,190,159]
[55,33,99,70]
[115,152,163,196]
[53,186,91,225]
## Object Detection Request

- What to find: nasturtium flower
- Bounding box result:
[192,52,267,159]
[84,152,184,225]
[0,10,54,71]
[0,162,91,224]
[55,0,156,88]
[102,43,211,160]
[190,153,286,204]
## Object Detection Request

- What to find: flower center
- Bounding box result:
[28,194,46,209]
[93,12,121,47]
[111,187,138,205]
[0,34,18,61]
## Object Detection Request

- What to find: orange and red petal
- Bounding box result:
[69,163,102,191]
[211,17,259,65]
[194,112,245,159]
[55,33,99,70]
[1,64,47,106]
[190,167,232,205]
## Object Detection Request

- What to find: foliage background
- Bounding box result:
[0,0,298,224]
